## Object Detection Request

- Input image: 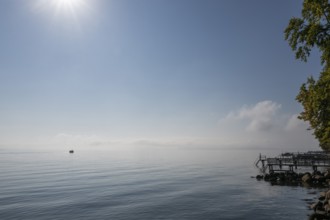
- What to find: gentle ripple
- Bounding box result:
[0,147,318,219]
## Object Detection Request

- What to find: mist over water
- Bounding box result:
[0,147,317,219]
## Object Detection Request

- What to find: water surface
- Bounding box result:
[0,147,318,219]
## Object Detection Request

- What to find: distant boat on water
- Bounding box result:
[69,150,74,154]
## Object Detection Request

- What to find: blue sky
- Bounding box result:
[0,0,322,150]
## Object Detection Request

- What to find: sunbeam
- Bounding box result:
[33,0,92,31]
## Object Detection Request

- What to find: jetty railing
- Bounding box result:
[255,151,330,173]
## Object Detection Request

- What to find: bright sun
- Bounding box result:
[51,0,87,15]
[54,0,85,10]
[35,0,88,17]
[34,0,91,26]
[34,0,92,30]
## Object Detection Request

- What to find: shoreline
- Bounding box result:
[254,150,330,219]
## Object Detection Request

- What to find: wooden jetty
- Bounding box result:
[255,151,330,173]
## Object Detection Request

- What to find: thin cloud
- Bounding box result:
[285,114,309,132]
[224,100,281,132]
[218,100,318,149]
[35,102,317,150]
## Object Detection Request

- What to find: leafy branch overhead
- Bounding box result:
[285,0,330,150]
[285,0,330,66]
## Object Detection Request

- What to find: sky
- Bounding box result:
[0,0,323,150]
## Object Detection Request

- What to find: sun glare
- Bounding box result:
[35,0,89,19]
[54,0,86,11]
[34,0,92,30]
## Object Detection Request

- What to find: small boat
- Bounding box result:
[69,150,74,154]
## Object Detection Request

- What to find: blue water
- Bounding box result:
[0,147,318,219]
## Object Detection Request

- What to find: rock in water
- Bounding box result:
[302,173,312,183]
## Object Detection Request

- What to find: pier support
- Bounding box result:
[289,165,293,172]
[269,165,273,173]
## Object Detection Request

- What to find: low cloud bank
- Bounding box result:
[223,100,281,132]
[218,100,318,150]
[1,100,319,151]
[50,101,318,151]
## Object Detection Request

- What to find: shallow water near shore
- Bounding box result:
[0,146,320,219]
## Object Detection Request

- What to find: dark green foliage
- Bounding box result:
[296,72,330,149]
[285,0,330,150]
[284,0,330,66]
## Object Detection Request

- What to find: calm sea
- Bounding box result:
[0,147,320,219]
